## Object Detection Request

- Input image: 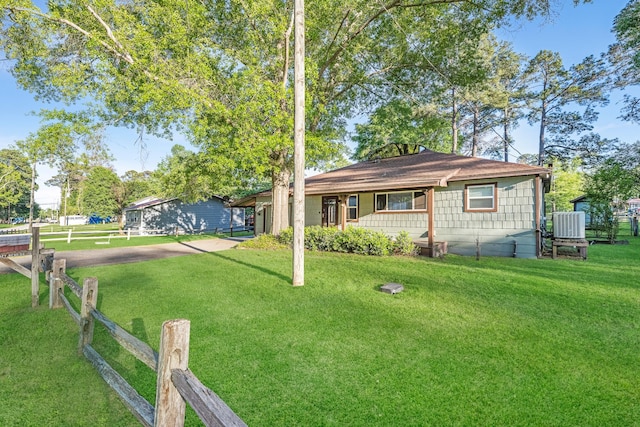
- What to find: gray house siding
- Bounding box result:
[127,198,244,234]
[432,177,539,258]
[301,176,539,258]
[254,176,540,258]
[352,193,429,238]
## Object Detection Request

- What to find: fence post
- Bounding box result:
[67,229,72,244]
[31,227,40,308]
[154,319,190,427]
[127,229,131,240]
[78,277,98,355]
[49,259,66,309]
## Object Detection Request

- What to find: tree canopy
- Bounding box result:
[1,0,593,233]
[0,148,31,220]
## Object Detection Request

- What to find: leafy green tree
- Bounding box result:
[111,169,154,227]
[611,2,640,125]
[546,158,585,212]
[78,166,120,217]
[15,116,78,228]
[489,40,529,162]
[119,170,153,205]
[524,50,612,166]
[0,148,31,221]
[352,100,449,161]
[584,159,639,242]
[153,145,222,200]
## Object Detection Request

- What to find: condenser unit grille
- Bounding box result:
[553,212,586,239]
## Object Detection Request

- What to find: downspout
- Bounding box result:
[535,176,542,257]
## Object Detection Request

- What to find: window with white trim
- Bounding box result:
[347,195,358,221]
[465,183,497,211]
[375,191,427,212]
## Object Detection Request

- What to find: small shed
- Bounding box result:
[124,196,244,235]
[571,195,592,225]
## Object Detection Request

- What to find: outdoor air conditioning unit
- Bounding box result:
[553,212,585,239]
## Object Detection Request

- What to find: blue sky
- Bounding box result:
[0,0,635,206]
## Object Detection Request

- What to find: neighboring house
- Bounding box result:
[234,150,551,258]
[628,198,640,214]
[124,196,245,235]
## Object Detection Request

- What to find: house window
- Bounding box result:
[375,191,427,212]
[347,195,358,221]
[465,183,497,212]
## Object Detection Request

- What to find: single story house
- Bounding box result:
[234,150,551,258]
[124,196,245,235]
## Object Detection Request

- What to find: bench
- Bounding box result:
[552,239,588,260]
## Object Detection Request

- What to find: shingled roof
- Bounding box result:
[232,150,551,205]
[303,150,550,195]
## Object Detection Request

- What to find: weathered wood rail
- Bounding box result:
[0,227,55,307]
[47,258,247,427]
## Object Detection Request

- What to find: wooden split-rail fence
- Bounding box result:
[2,228,247,427]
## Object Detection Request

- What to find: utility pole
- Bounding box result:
[28,161,36,233]
[292,0,305,286]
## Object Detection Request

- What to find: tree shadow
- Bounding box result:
[206,251,291,283]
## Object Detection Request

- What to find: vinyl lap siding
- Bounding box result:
[143,199,244,233]
[350,177,539,258]
[433,177,538,258]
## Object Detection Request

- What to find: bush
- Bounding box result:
[238,233,289,250]
[273,226,416,257]
[332,226,391,256]
[278,227,294,245]
[393,231,419,256]
[305,225,340,251]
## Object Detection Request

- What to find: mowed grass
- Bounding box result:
[1,236,639,426]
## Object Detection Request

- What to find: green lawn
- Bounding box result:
[1,236,639,426]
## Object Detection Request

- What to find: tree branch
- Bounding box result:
[318,0,465,78]
[6,6,134,66]
[282,9,294,89]
[85,5,134,64]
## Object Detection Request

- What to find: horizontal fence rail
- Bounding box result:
[83,344,155,427]
[171,368,247,427]
[90,308,158,371]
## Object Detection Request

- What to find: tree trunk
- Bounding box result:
[503,107,510,163]
[271,166,291,235]
[451,87,458,154]
[472,104,479,157]
[538,101,546,166]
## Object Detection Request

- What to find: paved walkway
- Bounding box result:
[0,237,250,274]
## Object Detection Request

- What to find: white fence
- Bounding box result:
[39,229,168,244]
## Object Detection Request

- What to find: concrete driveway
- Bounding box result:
[0,237,250,274]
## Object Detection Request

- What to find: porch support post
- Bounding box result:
[340,195,347,231]
[427,187,435,249]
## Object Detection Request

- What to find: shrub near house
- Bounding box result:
[278,226,418,256]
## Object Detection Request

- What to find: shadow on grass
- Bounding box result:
[206,251,291,283]
[177,241,209,253]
